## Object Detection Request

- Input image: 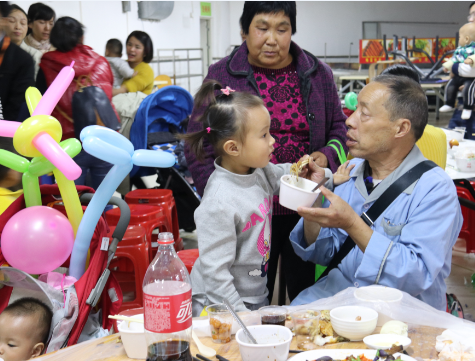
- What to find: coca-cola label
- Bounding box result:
[144,290,192,333]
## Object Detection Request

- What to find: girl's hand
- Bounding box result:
[333,160,355,186]
[298,155,326,184]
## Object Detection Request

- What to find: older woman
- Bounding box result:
[112,31,154,96]
[24,2,55,53]
[185,1,348,303]
[4,4,42,77]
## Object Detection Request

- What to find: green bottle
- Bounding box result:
[472,273,475,288]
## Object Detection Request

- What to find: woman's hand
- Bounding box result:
[310,151,328,168]
[333,160,355,186]
[298,155,326,184]
[112,85,128,96]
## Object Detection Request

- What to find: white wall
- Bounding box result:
[228,1,468,61]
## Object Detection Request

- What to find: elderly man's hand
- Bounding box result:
[297,186,359,231]
[298,155,326,183]
[310,151,328,168]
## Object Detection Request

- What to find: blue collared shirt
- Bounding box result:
[290,146,463,311]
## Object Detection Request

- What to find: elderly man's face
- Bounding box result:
[346,82,402,160]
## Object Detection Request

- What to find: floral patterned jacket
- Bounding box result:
[184,41,348,196]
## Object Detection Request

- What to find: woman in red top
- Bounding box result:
[38,17,117,190]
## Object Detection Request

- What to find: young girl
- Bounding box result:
[183,81,324,316]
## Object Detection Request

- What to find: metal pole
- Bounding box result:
[324,43,327,63]
[348,42,353,65]
[187,49,191,91]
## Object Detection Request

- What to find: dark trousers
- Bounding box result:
[74,150,113,190]
[446,75,475,110]
[266,214,316,304]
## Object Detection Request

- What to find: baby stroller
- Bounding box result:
[0,184,130,353]
[129,85,201,232]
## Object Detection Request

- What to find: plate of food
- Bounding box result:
[288,346,416,361]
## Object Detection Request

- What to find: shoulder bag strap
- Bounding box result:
[317,160,437,281]
[327,139,347,165]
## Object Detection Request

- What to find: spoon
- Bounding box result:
[311,177,329,193]
[192,330,216,358]
[223,298,257,344]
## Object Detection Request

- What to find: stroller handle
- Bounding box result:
[80,194,130,249]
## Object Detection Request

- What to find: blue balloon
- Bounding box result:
[80,126,134,155]
[132,149,176,168]
[69,129,178,280]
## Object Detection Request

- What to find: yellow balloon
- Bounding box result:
[13,115,62,157]
[25,87,42,116]
[53,169,83,236]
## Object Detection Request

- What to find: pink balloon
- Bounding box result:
[0,120,21,137]
[2,206,75,275]
[33,133,82,180]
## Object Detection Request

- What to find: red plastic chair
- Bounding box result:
[456,185,475,253]
[177,249,199,274]
[106,204,175,261]
[108,225,149,312]
[125,189,182,250]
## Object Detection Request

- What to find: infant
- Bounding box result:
[441,22,475,119]
[105,38,136,88]
[0,298,53,361]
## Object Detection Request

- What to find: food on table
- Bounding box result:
[449,139,460,148]
[308,346,404,361]
[209,317,231,343]
[356,316,362,321]
[290,158,309,182]
[363,40,384,57]
[380,320,409,337]
[261,314,286,326]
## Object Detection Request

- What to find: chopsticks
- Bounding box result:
[289,350,303,353]
[196,354,231,361]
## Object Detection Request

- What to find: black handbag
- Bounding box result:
[71,75,121,139]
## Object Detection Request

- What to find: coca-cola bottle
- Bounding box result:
[143,232,192,361]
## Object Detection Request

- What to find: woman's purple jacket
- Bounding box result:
[184,41,348,196]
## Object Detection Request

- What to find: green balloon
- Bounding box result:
[0,150,29,173]
[344,92,358,111]
[23,172,41,207]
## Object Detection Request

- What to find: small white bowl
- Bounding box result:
[117,313,146,359]
[330,306,378,341]
[363,334,412,350]
[279,175,321,211]
[236,325,292,361]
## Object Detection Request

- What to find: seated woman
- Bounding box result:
[38,16,117,190]
[112,31,154,96]
[4,4,42,77]
[24,2,55,53]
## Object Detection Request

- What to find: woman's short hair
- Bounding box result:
[240,1,297,36]
[27,2,55,22]
[126,31,153,63]
[50,17,84,53]
[10,4,27,17]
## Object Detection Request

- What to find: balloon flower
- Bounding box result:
[0,62,84,275]
[68,125,176,280]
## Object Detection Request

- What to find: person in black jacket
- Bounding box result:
[0,1,35,121]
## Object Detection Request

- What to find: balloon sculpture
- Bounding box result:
[344,92,358,111]
[0,62,176,278]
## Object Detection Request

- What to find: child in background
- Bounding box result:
[105,39,136,88]
[0,297,53,361]
[0,137,22,215]
[182,81,323,316]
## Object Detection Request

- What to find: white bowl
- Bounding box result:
[455,157,475,172]
[236,325,292,361]
[118,314,146,359]
[330,306,378,341]
[363,334,412,350]
[279,175,321,211]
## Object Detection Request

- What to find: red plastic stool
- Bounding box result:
[457,185,475,253]
[108,225,149,312]
[106,204,176,261]
[125,189,182,250]
[177,249,199,274]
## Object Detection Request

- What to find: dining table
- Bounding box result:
[37,321,443,361]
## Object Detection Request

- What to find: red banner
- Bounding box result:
[359,38,456,64]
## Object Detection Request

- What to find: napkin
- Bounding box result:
[434,328,475,361]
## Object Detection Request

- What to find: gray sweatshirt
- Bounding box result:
[106,57,135,88]
[191,159,291,315]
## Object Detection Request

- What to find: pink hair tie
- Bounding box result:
[206,127,211,133]
[221,86,235,96]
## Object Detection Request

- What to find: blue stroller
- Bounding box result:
[129,86,200,231]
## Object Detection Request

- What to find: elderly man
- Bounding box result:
[290,68,463,311]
